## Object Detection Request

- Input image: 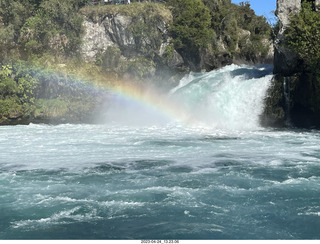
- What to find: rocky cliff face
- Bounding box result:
[80,7,184,85]
[273,0,301,75]
[261,0,320,128]
[80,4,274,85]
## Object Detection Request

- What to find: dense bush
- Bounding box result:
[0,61,106,124]
[202,0,271,61]
[167,0,214,52]
[0,0,87,61]
[19,0,84,57]
[285,1,320,71]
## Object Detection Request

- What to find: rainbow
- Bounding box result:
[12,61,193,125]
[101,81,190,124]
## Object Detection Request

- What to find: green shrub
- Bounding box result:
[17,74,38,104]
[285,1,320,71]
[0,77,18,97]
[0,97,23,120]
[16,0,85,59]
[163,43,175,60]
[167,0,215,52]
[0,65,17,97]
[34,98,68,119]
[96,46,122,70]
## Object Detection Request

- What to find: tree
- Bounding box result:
[202,0,231,31]
[232,1,271,61]
[167,0,214,52]
[285,1,320,71]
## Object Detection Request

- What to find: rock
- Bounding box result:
[262,0,320,128]
[81,12,168,60]
[276,0,301,29]
[159,42,184,67]
[263,38,274,64]
[82,20,114,61]
[80,9,186,83]
[260,75,288,128]
[273,0,301,75]
[316,0,320,11]
[104,15,135,48]
[273,43,300,76]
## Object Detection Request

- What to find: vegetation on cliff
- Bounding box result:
[0,0,272,124]
[262,0,320,128]
[0,61,106,124]
[285,1,320,72]
[81,2,173,82]
[166,0,272,69]
[202,0,271,62]
[284,1,320,127]
[167,0,214,52]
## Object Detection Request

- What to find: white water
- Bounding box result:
[169,64,273,130]
[103,64,273,130]
[1,64,320,240]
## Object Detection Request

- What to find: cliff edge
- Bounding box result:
[261,0,320,128]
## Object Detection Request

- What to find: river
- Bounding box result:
[0,65,319,239]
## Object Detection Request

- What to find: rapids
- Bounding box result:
[0,64,319,240]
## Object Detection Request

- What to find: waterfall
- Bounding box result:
[103,64,273,130]
[169,64,274,130]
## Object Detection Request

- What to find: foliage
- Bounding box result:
[202,0,271,61]
[285,1,320,71]
[96,46,122,70]
[126,57,155,79]
[34,98,68,119]
[0,97,23,121]
[81,2,171,22]
[167,0,214,52]
[270,20,280,41]
[202,0,231,33]
[0,65,16,98]
[163,43,175,60]
[0,0,86,61]
[0,60,105,124]
[21,0,83,56]
[233,2,271,61]
[0,64,23,121]
[17,74,38,104]
[95,45,155,80]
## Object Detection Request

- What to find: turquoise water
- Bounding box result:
[0,65,319,239]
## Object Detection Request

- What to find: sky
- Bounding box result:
[231,0,277,24]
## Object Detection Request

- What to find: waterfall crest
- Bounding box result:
[169,64,273,130]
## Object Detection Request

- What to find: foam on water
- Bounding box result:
[1,123,320,239]
[169,64,273,129]
[1,65,320,239]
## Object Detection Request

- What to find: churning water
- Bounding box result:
[1,65,320,239]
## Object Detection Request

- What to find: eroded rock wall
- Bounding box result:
[262,0,320,128]
[80,11,184,84]
[273,0,301,75]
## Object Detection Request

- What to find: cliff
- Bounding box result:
[80,4,185,86]
[273,0,301,76]
[261,0,320,128]
[79,2,273,84]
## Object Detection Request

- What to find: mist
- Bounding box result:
[98,64,273,130]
